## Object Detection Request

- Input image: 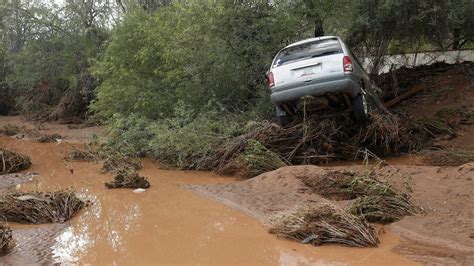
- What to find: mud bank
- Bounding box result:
[185,164,474,265]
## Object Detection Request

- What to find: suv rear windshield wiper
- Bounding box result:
[311,50,339,58]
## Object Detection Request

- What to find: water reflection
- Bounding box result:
[52,192,143,263]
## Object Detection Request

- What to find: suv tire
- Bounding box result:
[278,115,290,128]
[353,94,369,121]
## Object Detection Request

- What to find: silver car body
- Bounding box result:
[269,36,375,110]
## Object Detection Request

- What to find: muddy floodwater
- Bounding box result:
[0,136,418,265]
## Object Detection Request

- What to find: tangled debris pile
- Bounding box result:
[0,223,13,256]
[201,111,418,178]
[100,153,150,189]
[0,149,32,174]
[269,203,379,247]
[105,171,150,189]
[0,189,87,224]
[299,169,417,223]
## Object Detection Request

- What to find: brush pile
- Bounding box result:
[217,139,286,178]
[0,149,32,174]
[203,111,414,178]
[298,169,417,224]
[0,223,13,256]
[101,154,142,174]
[269,168,417,246]
[0,189,87,224]
[269,203,379,247]
[105,171,150,189]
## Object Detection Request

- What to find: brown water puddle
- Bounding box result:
[0,136,418,265]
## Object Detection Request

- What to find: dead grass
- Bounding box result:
[298,169,417,223]
[423,148,474,166]
[0,222,13,256]
[269,203,380,247]
[0,149,32,174]
[349,195,417,224]
[0,189,87,224]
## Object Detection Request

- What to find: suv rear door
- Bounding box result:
[271,38,345,90]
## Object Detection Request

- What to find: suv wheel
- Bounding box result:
[277,115,290,128]
[353,94,369,121]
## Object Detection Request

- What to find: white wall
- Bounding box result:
[364,49,474,74]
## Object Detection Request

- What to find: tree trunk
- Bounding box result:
[314,17,324,37]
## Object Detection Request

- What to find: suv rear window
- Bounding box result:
[273,38,343,67]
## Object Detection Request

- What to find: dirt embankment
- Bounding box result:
[185,163,474,265]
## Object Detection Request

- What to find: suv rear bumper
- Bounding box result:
[270,75,360,105]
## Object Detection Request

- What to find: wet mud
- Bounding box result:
[0,136,419,265]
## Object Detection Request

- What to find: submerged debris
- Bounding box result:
[269,203,380,247]
[0,189,87,224]
[0,149,32,174]
[0,223,13,256]
[105,171,150,189]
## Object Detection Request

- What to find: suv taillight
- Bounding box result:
[343,56,353,73]
[267,72,275,88]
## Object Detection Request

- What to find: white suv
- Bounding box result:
[267,36,382,126]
